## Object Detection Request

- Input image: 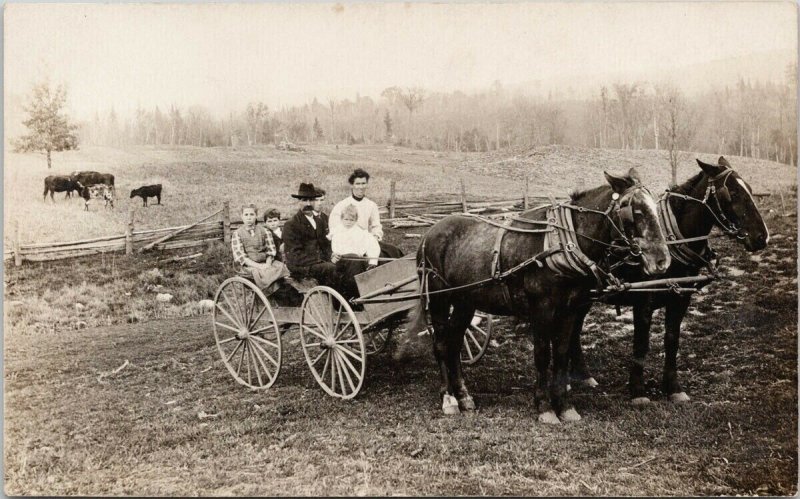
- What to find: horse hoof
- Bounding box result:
[631,397,651,405]
[566,384,572,392]
[458,396,476,412]
[669,392,691,404]
[538,410,561,425]
[583,377,599,388]
[560,408,582,422]
[442,394,460,415]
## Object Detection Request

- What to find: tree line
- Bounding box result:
[15,64,798,169]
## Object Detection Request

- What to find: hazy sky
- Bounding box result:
[4,2,797,120]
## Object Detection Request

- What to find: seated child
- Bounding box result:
[330,204,381,298]
[263,208,284,262]
[231,204,290,293]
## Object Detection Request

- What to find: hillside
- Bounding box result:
[4,143,795,247]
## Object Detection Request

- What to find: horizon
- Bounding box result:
[4,2,797,123]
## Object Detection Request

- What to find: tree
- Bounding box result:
[660,85,696,186]
[13,80,78,168]
[383,110,393,140]
[313,117,324,141]
[399,87,425,143]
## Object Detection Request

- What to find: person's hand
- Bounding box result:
[331,253,341,264]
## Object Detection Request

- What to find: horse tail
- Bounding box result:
[404,298,428,336]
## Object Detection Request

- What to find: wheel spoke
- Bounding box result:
[301,324,329,342]
[250,333,278,350]
[466,327,483,350]
[225,339,243,363]
[335,345,362,380]
[248,302,268,331]
[303,305,328,337]
[247,341,263,386]
[218,334,239,345]
[250,341,274,385]
[337,338,362,345]
[307,297,331,336]
[320,350,332,381]
[463,335,474,360]
[334,319,355,340]
[245,342,252,385]
[250,325,278,337]
[249,337,279,367]
[235,340,246,377]
[246,288,257,329]
[332,303,344,336]
[333,351,350,396]
[310,348,327,366]
[330,347,338,394]
[215,320,242,335]
[335,350,357,395]
[336,343,364,363]
[216,301,243,331]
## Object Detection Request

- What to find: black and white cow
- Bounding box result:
[81,184,115,211]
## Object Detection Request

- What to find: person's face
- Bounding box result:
[342,213,357,229]
[313,195,326,212]
[265,217,280,231]
[352,177,368,198]
[299,199,314,212]
[242,208,257,226]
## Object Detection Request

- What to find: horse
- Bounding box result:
[568,157,769,404]
[407,168,671,424]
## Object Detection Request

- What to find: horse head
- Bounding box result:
[696,157,769,252]
[604,168,670,276]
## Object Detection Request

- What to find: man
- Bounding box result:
[329,168,403,260]
[282,182,337,287]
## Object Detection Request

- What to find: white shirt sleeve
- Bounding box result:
[367,199,383,241]
[365,230,381,266]
[329,199,344,235]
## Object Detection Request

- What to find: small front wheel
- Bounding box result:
[213,277,281,390]
[461,312,493,365]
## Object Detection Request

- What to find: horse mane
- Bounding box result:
[670,172,706,196]
[569,183,610,203]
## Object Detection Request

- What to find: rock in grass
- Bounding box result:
[156,293,173,303]
[198,299,215,312]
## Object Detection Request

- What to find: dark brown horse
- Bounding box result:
[568,157,769,404]
[408,169,670,424]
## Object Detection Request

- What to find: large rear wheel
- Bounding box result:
[300,286,366,399]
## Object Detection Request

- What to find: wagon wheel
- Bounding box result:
[300,286,366,399]
[364,328,392,356]
[461,312,493,365]
[213,277,281,390]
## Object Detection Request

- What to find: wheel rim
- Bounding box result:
[364,328,391,355]
[461,312,493,365]
[213,277,281,390]
[300,286,366,399]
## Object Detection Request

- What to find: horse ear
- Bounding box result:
[604,171,634,194]
[718,156,731,168]
[696,158,723,177]
[627,167,642,183]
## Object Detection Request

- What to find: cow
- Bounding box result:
[130,184,162,207]
[43,175,83,201]
[70,171,115,188]
[81,184,115,211]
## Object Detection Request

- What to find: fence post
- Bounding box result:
[389,180,396,219]
[523,176,529,209]
[13,220,22,267]
[460,178,468,213]
[223,201,231,245]
[125,208,135,255]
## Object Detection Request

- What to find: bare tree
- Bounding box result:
[660,85,697,186]
[13,80,78,168]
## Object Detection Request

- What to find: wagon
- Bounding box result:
[211,256,494,399]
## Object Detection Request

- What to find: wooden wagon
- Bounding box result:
[211,256,494,399]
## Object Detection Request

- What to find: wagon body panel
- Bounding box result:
[354,257,418,325]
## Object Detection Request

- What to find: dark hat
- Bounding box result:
[291,182,322,199]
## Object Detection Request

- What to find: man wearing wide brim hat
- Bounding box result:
[283,182,338,287]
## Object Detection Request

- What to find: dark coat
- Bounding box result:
[283,209,332,271]
[268,229,284,262]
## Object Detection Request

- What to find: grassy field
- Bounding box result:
[3,145,797,495]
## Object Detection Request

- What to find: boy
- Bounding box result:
[231,204,289,293]
[263,208,284,262]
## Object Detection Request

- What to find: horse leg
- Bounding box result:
[568,303,598,388]
[448,303,478,413]
[429,298,460,415]
[551,310,581,422]
[529,301,559,424]
[663,296,691,403]
[630,300,655,404]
